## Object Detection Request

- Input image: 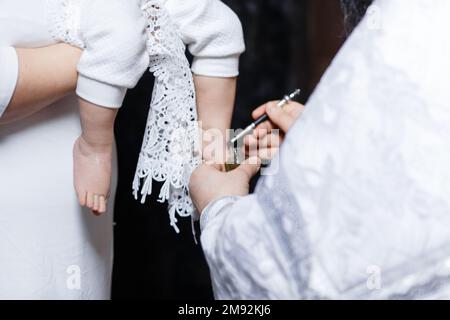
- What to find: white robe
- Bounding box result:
[200,0,450,299]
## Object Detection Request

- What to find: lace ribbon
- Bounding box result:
[133,1,201,233]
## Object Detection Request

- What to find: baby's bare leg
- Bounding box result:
[74,98,117,215]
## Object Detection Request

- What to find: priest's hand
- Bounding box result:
[189,157,261,213]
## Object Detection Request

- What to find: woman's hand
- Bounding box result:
[244,101,304,161]
[189,157,261,213]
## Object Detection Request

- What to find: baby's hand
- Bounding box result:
[73,135,112,215]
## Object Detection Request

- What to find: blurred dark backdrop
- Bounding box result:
[112,0,345,299]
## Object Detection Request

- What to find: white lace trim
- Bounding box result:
[133,1,201,233]
[47,0,85,48]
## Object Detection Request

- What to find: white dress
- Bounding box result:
[0,1,115,299]
[200,0,450,299]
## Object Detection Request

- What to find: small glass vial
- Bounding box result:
[225,143,240,172]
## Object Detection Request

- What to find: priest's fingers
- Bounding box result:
[252,101,278,120]
[266,103,298,132]
[245,132,281,153]
[247,147,279,161]
[252,101,279,131]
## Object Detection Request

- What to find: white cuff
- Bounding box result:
[191,54,240,78]
[200,196,241,232]
[0,47,19,118]
[76,74,127,109]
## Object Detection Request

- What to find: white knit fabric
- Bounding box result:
[47,0,149,108]
[165,0,245,77]
[46,0,245,108]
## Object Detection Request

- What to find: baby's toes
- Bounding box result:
[77,191,87,207]
[93,194,100,213]
[86,192,95,210]
[99,196,107,214]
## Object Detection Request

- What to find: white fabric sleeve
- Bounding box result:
[200,196,240,232]
[165,0,245,77]
[76,0,149,108]
[200,193,301,300]
[48,0,149,108]
[76,75,127,109]
[0,47,19,118]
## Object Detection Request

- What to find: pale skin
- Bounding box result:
[190,100,304,213]
[194,75,236,167]
[0,44,81,124]
[74,100,116,215]
[1,44,238,215]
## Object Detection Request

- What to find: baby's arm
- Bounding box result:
[166,0,245,159]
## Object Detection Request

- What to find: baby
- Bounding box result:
[2,0,245,218]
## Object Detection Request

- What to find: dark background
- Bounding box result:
[112,0,345,299]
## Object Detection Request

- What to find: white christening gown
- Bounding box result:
[0,0,115,299]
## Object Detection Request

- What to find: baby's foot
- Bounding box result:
[73,135,112,215]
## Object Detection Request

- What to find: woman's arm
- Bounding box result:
[0,44,81,124]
